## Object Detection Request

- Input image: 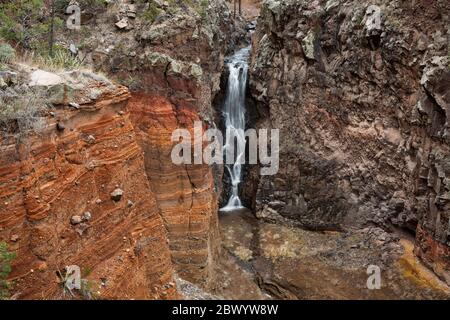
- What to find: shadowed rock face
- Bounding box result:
[128,94,219,284]
[0,70,176,299]
[248,0,450,284]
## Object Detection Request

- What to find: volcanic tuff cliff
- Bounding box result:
[74,0,247,284]
[248,0,450,284]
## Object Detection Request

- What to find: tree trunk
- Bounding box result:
[49,0,55,57]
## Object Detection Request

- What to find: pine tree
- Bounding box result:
[0,242,16,300]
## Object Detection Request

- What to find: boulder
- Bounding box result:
[29,70,63,87]
[115,18,129,30]
[302,30,317,60]
[110,188,124,202]
[70,215,83,225]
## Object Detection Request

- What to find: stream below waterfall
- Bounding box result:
[204,210,450,300]
[211,57,450,293]
[210,36,450,301]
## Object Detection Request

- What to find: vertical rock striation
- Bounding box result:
[128,93,219,283]
[249,0,450,284]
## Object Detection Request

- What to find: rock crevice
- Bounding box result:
[248,0,450,284]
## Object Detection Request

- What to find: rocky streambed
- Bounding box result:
[211,209,449,300]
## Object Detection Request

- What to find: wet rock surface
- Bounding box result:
[219,209,449,299]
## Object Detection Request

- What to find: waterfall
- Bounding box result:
[221,46,251,211]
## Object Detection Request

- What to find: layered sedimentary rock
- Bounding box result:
[248,0,449,284]
[129,93,219,283]
[0,68,176,299]
[68,0,247,282]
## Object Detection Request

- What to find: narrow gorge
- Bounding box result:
[0,0,449,301]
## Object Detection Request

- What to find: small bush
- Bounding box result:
[55,0,107,11]
[22,45,83,72]
[199,0,209,20]
[141,0,162,23]
[0,0,49,48]
[166,0,209,20]
[0,43,16,63]
[0,90,47,134]
[39,46,83,71]
[0,242,16,300]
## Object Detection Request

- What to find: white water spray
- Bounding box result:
[221,46,251,211]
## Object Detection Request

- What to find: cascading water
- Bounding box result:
[220,46,251,211]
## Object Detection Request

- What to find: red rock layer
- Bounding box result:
[0,86,176,299]
[128,93,219,284]
[415,225,450,286]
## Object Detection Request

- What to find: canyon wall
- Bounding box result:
[248,0,449,284]
[0,0,249,298]
[60,0,247,283]
[0,68,176,299]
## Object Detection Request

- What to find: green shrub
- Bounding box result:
[0,0,64,53]
[0,43,15,63]
[0,0,45,45]
[0,90,47,134]
[0,242,16,300]
[148,0,209,21]
[55,0,107,11]
[199,0,209,20]
[141,0,162,23]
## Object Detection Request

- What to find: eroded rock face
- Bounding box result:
[128,94,219,284]
[0,69,176,299]
[68,0,248,283]
[249,0,450,283]
[82,0,246,121]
